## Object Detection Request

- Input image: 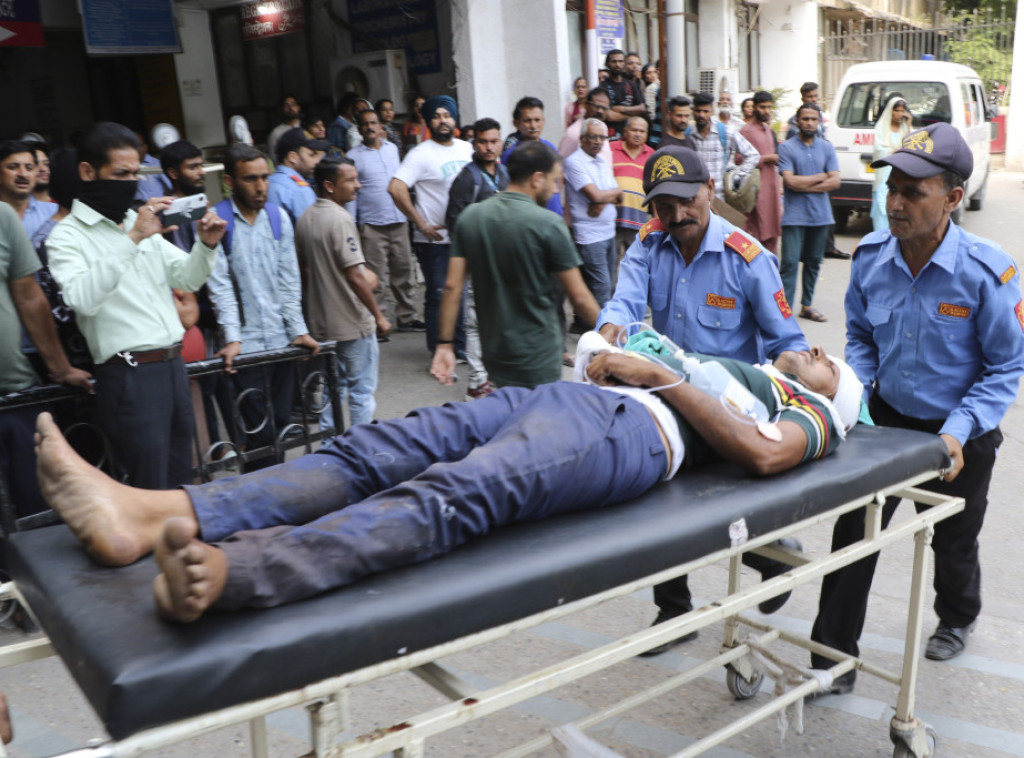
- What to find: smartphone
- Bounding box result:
[161,193,208,227]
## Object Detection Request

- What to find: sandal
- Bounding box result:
[799,306,828,323]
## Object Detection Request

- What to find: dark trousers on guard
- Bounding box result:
[94,357,194,489]
[810,394,999,672]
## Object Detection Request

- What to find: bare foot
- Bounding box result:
[153,517,228,623]
[34,412,188,566]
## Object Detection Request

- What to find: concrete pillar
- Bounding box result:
[173,7,226,147]
[665,0,685,101]
[451,0,572,144]
[757,0,819,114]
[1005,0,1024,170]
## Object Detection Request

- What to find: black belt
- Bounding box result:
[104,343,183,366]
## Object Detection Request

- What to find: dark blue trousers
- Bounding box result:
[94,358,193,489]
[185,383,668,610]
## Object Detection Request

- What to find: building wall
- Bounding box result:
[451,0,572,145]
[757,0,821,113]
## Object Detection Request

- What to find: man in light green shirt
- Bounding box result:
[47,122,226,489]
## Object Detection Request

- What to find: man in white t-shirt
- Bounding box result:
[387,95,472,354]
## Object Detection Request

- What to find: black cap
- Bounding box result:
[870,122,973,181]
[642,146,710,205]
[276,127,329,162]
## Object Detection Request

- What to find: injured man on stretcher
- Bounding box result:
[34,330,863,624]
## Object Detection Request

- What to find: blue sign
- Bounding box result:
[595,0,624,54]
[347,0,440,75]
[81,0,180,56]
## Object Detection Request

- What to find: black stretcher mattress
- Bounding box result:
[9,425,947,740]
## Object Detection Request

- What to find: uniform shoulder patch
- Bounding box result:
[290,174,310,187]
[1001,265,1016,285]
[638,218,666,242]
[724,231,761,264]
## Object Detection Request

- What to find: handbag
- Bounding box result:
[724,164,760,214]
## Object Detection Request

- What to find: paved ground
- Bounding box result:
[1,169,1023,757]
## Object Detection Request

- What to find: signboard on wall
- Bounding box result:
[240,0,306,42]
[0,0,44,47]
[595,0,624,54]
[81,0,180,55]
[347,0,440,75]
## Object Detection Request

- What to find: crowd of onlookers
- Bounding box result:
[0,47,840,514]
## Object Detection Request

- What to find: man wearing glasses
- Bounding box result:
[563,118,622,320]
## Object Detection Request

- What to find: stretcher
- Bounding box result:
[0,424,959,757]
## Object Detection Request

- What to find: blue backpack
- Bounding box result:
[213,199,284,327]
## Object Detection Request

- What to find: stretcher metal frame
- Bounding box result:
[0,465,961,758]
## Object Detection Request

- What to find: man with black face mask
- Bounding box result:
[46,122,227,490]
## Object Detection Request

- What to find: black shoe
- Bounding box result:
[756,537,803,614]
[377,334,391,343]
[805,670,855,700]
[925,621,976,661]
[397,319,427,332]
[637,610,699,657]
[824,249,852,260]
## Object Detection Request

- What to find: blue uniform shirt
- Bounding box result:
[778,135,838,227]
[268,165,316,225]
[845,224,1024,445]
[598,213,808,364]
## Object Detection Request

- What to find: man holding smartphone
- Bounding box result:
[47,122,227,490]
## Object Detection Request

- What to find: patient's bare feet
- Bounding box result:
[153,518,228,623]
[34,412,189,566]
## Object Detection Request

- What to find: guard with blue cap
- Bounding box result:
[810,122,1024,693]
[597,144,810,654]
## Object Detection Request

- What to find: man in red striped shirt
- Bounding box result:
[609,117,654,274]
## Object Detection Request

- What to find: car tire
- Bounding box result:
[967,171,987,211]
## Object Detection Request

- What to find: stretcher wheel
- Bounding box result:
[725,666,764,699]
[892,725,937,758]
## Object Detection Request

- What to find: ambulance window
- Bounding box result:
[836,81,950,128]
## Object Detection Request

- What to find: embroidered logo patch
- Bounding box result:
[1016,301,1024,335]
[938,303,970,318]
[902,131,934,154]
[651,154,685,181]
[706,293,736,309]
[774,288,793,319]
[724,231,760,263]
[1001,266,1016,284]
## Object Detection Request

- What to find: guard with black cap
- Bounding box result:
[598,145,810,654]
[810,123,1024,695]
[268,126,329,224]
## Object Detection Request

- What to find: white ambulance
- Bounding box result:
[827,60,992,228]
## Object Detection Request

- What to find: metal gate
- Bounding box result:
[822,11,1014,108]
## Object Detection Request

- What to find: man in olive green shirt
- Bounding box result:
[47,122,226,489]
[1,202,91,518]
[431,142,599,388]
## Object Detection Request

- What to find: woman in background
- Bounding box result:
[871,95,912,231]
[565,77,589,127]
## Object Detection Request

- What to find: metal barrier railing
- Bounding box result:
[0,341,344,539]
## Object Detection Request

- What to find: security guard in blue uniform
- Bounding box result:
[268,127,328,224]
[598,146,811,653]
[810,123,1024,695]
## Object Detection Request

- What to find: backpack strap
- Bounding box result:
[213,198,246,328]
[716,121,728,152]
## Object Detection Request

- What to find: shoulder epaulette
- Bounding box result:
[724,230,761,264]
[965,237,1016,283]
[638,218,666,242]
[290,174,310,188]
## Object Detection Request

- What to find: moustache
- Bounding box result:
[667,218,697,229]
